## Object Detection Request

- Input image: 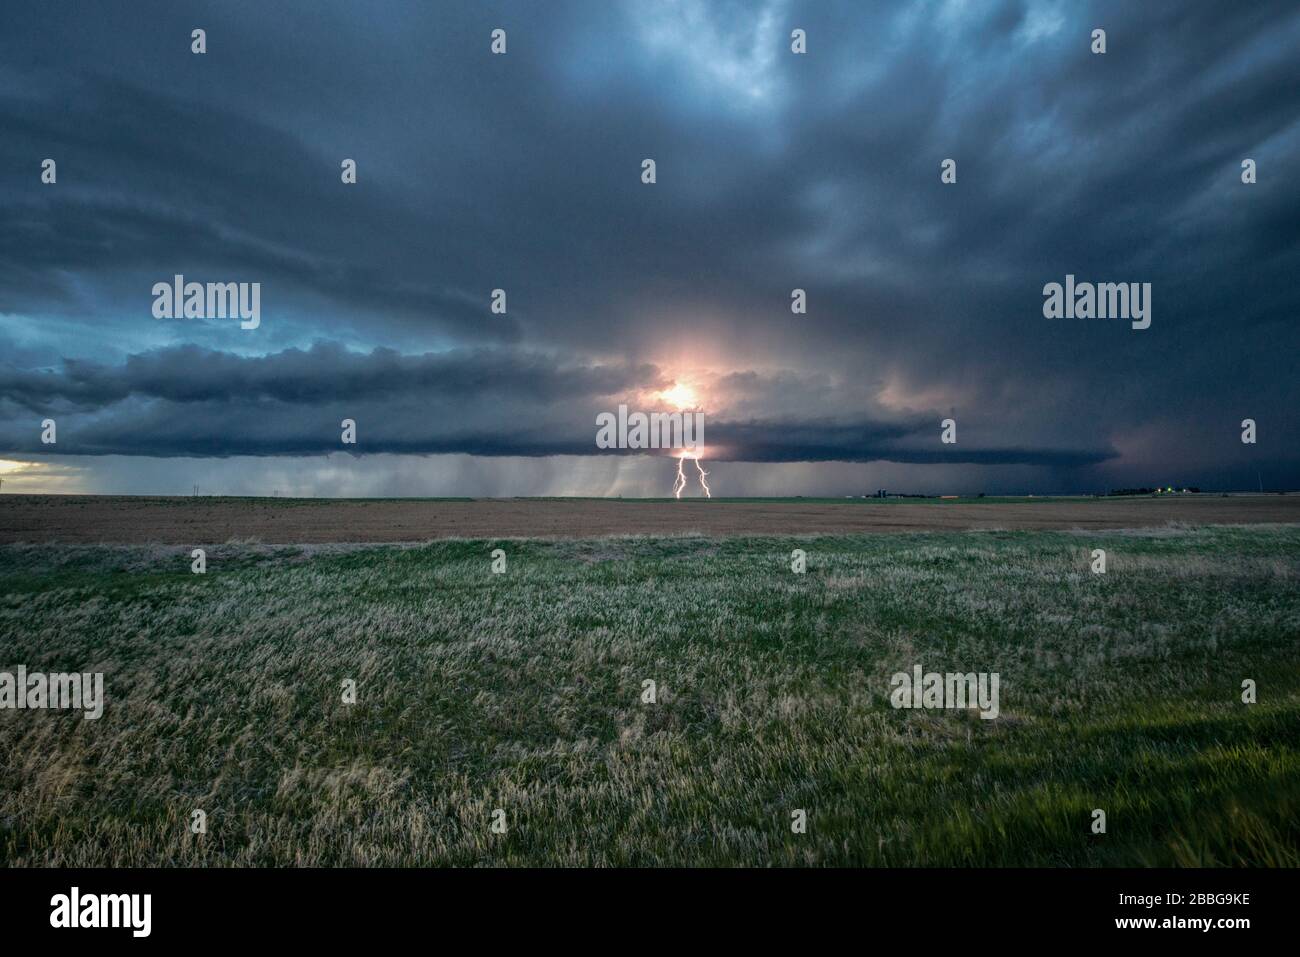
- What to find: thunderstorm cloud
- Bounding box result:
[1,0,1297,495]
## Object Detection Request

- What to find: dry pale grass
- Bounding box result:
[0,525,1297,866]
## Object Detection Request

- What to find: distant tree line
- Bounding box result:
[1108,487,1201,496]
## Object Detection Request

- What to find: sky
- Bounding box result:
[1,0,1297,497]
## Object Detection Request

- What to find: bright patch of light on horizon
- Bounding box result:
[659,381,699,410]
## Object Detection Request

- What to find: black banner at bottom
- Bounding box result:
[0,866,1284,943]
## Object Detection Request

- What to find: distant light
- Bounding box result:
[659,382,699,410]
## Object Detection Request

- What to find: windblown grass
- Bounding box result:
[1,525,1297,866]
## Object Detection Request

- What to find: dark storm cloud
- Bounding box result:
[0,74,524,344]
[0,0,1296,488]
[0,342,1114,466]
[708,420,1111,468]
[0,342,664,409]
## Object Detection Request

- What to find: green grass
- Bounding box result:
[1,525,1298,866]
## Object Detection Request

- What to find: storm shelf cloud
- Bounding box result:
[0,0,1297,495]
[0,342,1115,467]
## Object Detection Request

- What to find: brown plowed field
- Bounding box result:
[2,494,1297,544]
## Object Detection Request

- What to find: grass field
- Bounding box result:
[2,523,1298,866]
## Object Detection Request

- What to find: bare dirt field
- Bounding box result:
[2,494,1298,544]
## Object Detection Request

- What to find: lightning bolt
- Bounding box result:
[693,456,711,498]
[672,451,711,498]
